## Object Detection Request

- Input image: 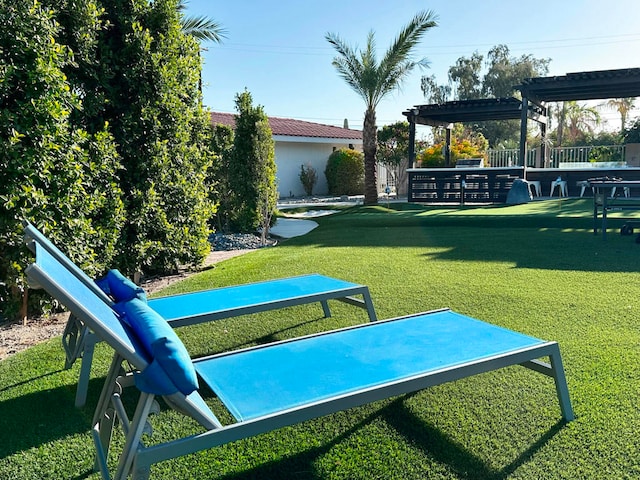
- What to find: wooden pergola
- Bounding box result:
[403,97,544,166]
[516,67,640,165]
[403,67,640,168]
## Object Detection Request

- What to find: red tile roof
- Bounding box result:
[209,112,362,140]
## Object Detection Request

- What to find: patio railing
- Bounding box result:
[487,145,626,168]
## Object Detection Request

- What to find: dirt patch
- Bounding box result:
[0,249,253,362]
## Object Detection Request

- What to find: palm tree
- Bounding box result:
[564,101,601,144]
[601,97,636,132]
[326,11,438,205]
[177,1,226,93]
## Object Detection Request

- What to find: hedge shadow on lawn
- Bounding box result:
[298,201,640,273]
[0,381,88,457]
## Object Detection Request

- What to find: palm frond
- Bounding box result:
[377,10,438,100]
[182,15,227,42]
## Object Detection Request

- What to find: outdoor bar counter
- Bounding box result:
[408,167,640,204]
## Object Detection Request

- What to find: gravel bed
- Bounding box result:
[209,232,277,250]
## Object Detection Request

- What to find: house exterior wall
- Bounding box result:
[274,137,362,198]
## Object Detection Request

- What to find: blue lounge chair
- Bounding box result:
[23,222,377,407]
[26,229,574,480]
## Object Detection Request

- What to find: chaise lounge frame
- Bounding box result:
[23,221,377,407]
[25,230,574,480]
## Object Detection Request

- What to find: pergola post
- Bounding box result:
[408,115,416,168]
[519,96,529,167]
[445,127,452,167]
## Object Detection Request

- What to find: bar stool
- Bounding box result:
[550,178,568,197]
[611,186,630,198]
[526,180,542,197]
[577,180,590,197]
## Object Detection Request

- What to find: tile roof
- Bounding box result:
[209,112,362,140]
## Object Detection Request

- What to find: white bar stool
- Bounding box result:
[611,186,630,198]
[550,178,568,197]
[526,180,542,197]
[577,180,590,197]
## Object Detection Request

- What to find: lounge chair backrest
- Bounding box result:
[22,221,114,306]
[26,242,144,366]
[25,242,221,429]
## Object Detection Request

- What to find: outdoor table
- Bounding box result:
[588,180,640,239]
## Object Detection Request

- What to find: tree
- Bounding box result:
[177,0,226,92]
[482,45,550,98]
[209,123,234,231]
[447,51,483,100]
[177,0,226,42]
[326,10,438,205]
[560,101,602,145]
[624,117,640,143]
[0,1,124,319]
[85,0,215,275]
[227,91,277,233]
[420,74,451,104]
[421,45,550,147]
[600,97,636,133]
[377,121,425,195]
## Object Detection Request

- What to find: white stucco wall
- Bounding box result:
[274,136,362,198]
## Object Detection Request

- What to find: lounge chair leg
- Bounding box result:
[62,314,86,369]
[75,331,98,407]
[320,300,332,317]
[548,344,575,421]
[362,290,377,321]
[114,393,157,480]
[92,354,126,473]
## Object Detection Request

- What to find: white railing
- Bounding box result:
[487,145,626,168]
[548,145,625,167]
[486,149,536,167]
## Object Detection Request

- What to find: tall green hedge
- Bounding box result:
[0,1,124,319]
[0,0,216,319]
[225,91,277,233]
[75,0,215,275]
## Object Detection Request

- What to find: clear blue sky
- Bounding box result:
[185,0,640,131]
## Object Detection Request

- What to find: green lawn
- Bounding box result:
[1,199,639,479]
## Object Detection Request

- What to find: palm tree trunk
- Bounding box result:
[363,107,378,205]
[557,102,566,146]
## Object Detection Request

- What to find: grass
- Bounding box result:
[1,198,640,479]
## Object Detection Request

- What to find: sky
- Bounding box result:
[185,0,640,133]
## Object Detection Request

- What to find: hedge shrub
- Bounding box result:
[0,1,124,319]
[325,149,365,195]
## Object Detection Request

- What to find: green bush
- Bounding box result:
[417,139,486,167]
[0,1,125,320]
[208,123,234,231]
[588,145,623,163]
[299,163,318,196]
[325,149,364,195]
[0,0,217,319]
[81,0,215,275]
[225,91,277,233]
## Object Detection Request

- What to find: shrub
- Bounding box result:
[0,1,124,320]
[226,91,277,233]
[417,139,486,167]
[208,123,234,231]
[299,163,318,196]
[87,0,215,275]
[325,149,364,195]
